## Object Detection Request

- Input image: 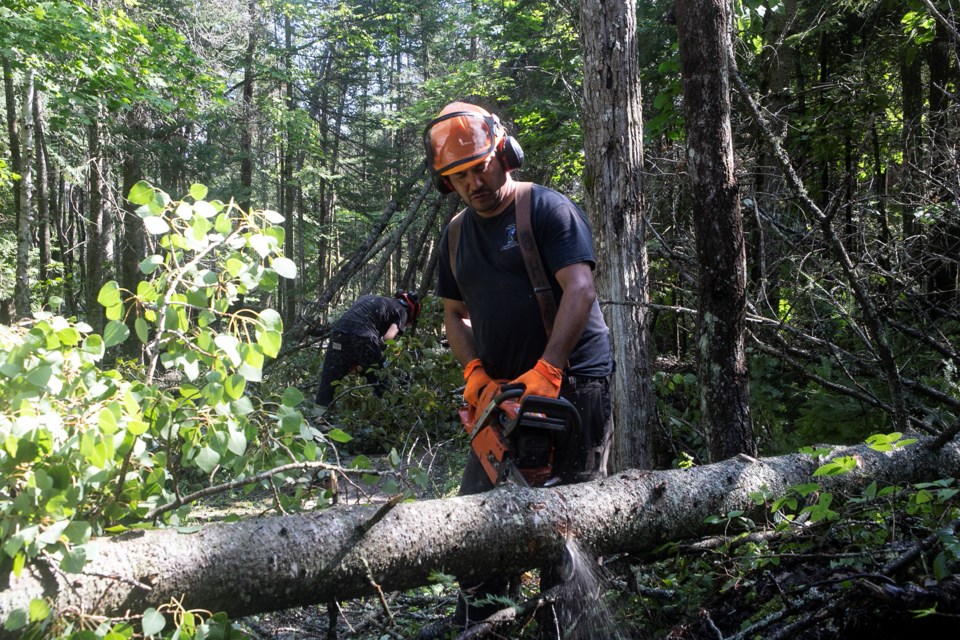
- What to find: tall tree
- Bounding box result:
[238,0,258,213]
[579,0,659,470]
[675,0,756,461]
[14,70,34,319]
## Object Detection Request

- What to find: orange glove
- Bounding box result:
[510,359,563,399]
[463,359,494,408]
[477,380,504,414]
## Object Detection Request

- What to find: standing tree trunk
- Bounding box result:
[899,36,923,243]
[14,70,35,320]
[33,87,50,307]
[85,114,113,335]
[579,0,659,470]
[674,0,756,461]
[238,0,257,213]
[281,12,297,328]
[119,112,147,358]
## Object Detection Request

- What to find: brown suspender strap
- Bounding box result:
[513,182,558,337]
[447,182,558,337]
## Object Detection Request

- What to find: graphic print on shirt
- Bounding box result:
[500,223,519,252]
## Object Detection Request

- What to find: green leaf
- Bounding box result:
[231,397,255,416]
[194,446,220,473]
[97,281,122,308]
[29,598,51,623]
[143,216,170,235]
[224,374,246,400]
[215,212,233,235]
[4,607,27,631]
[214,334,242,367]
[351,454,371,469]
[135,317,150,343]
[105,302,124,321]
[127,420,148,436]
[139,254,164,274]
[128,181,154,206]
[225,257,245,277]
[142,608,166,636]
[271,257,297,279]
[26,364,53,388]
[328,428,352,443]
[57,326,80,346]
[281,387,304,407]
[190,183,208,201]
[257,330,282,359]
[81,334,103,356]
[64,521,92,545]
[194,201,218,218]
[227,429,247,456]
[38,520,70,545]
[61,546,87,573]
[103,321,130,348]
[12,552,25,578]
[248,234,271,258]
[257,308,283,332]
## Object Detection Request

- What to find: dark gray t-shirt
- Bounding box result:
[436,184,612,380]
[332,295,408,344]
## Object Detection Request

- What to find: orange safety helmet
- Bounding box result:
[423,101,524,193]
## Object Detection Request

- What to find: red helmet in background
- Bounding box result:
[395,290,421,325]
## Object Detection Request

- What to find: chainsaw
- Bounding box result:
[458,384,581,488]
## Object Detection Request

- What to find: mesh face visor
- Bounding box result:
[423,112,498,176]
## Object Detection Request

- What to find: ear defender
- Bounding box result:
[497,135,525,172]
[433,172,454,195]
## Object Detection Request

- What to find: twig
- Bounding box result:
[362,556,394,626]
[357,493,404,535]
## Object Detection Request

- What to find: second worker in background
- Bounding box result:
[315,291,421,407]
[426,100,615,633]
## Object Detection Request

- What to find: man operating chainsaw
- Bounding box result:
[427,100,614,633]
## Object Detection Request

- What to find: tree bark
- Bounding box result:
[2,437,957,633]
[674,0,756,461]
[33,88,50,306]
[238,0,257,213]
[14,69,34,319]
[84,115,112,336]
[3,57,21,242]
[579,0,659,471]
[119,113,147,359]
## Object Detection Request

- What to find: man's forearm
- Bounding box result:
[443,302,478,366]
[541,264,595,368]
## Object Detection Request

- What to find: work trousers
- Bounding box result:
[454,374,613,630]
[315,332,384,406]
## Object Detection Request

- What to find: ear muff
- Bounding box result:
[497,135,524,172]
[432,172,454,195]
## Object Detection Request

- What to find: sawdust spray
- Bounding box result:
[551,533,632,640]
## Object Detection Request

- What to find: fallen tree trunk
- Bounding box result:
[3,437,957,634]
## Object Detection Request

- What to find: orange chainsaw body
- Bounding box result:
[459,387,580,487]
